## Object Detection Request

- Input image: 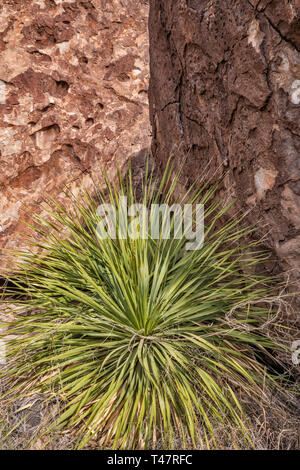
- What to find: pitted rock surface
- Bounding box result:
[0,0,150,272]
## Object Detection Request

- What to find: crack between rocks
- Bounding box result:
[244,0,299,52]
[160,101,180,112]
[257,0,275,13]
[159,1,185,139]
[177,75,185,139]
[262,11,300,53]
[229,96,242,125]
[104,85,143,107]
[278,176,300,186]
[245,0,256,10]
[181,111,204,129]
[244,0,274,13]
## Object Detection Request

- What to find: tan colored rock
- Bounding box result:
[0,0,150,273]
[254,167,278,201]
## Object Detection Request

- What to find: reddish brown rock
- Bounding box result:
[0,0,150,273]
[149,0,300,276]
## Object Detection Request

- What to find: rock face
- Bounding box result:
[149,0,300,275]
[0,0,150,273]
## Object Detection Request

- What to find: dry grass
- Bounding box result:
[0,384,299,450]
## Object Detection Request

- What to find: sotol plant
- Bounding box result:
[1,160,284,449]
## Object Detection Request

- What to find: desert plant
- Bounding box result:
[0,159,286,449]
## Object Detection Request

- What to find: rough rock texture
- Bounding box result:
[0,0,150,273]
[149,0,300,276]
